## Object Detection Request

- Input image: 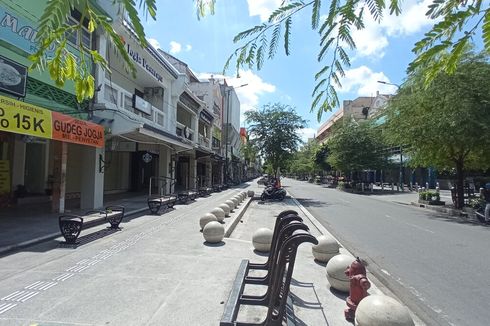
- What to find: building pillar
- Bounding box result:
[11,137,26,189]
[51,141,67,213]
[190,155,197,189]
[80,146,104,210]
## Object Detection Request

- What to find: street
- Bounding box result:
[285,178,490,326]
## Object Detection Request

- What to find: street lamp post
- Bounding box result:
[377,80,404,191]
[224,83,247,185]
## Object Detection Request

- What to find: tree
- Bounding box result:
[34,1,489,115]
[383,53,490,208]
[327,120,389,178]
[288,140,321,178]
[245,103,306,179]
[314,142,331,172]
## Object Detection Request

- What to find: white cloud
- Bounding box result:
[350,0,435,58]
[340,66,398,96]
[185,44,192,51]
[298,127,317,143]
[169,41,182,54]
[197,70,276,124]
[147,38,161,49]
[247,0,282,22]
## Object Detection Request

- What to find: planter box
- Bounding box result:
[418,199,445,206]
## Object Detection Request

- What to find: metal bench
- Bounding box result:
[220,231,318,325]
[176,190,198,204]
[148,176,178,214]
[59,205,126,244]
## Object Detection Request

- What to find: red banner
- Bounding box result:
[52,112,104,148]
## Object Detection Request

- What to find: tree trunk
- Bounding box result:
[455,159,465,209]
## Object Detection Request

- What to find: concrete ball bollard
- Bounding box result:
[355,295,415,326]
[252,228,273,252]
[230,197,239,207]
[247,190,255,197]
[203,221,225,243]
[312,235,340,262]
[199,213,218,230]
[235,195,242,203]
[218,203,231,217]
[225,200,236,211]
[210,207,226,222]
[241,192,247,200]
[325,254,355,292]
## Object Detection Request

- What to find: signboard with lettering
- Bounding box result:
[0,55,27,97]
[0,95,104,148]
[0,160,10,193]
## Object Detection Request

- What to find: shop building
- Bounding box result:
[0,0,106,212]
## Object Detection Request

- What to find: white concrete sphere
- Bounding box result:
[203,221,225,243]
[199,213,218,230]
[241,192,247,200]
[355,295,415,326]
[325,254,354,292]
[225,200,236,211]
[234,195,242,203]
[218,203,231,217]
[230,197,239,207]
[210,207,226,222]
[312,235,340,262]
[247,190,255,197]
[252,228,273,252]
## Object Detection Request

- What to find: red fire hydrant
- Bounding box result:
[344,257,371,321]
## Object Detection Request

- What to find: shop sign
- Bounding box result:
[0,55,27,97]
[142,152,152,163]
[0,4,55,56]
[0,160,10,193]
[0,94,104,148]
[126,43,163,84]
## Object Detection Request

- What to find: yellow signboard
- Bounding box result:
[0,95,52,139]
[0,160,10,194]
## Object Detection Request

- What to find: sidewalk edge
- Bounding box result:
[0,207,148,256]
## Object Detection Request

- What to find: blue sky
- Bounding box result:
[141,0,439,140]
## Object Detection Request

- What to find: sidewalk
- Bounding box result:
[0,181,423,325]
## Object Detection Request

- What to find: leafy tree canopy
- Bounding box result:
[327,119,389,173]
[245,103,306,177]
[383,52,490,172]
[33,0,489,117]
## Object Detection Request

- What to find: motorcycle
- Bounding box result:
[261,185,287,201]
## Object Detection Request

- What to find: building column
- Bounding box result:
[80,146,104,209]
[190,155,197,189]
[51,141,67,213]
[11,137,26,189]
[206,160,212,186]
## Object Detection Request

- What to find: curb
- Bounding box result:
[0,207,148,256]
[224,196,254,238]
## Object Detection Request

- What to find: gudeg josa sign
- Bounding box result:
[0,95,104,148]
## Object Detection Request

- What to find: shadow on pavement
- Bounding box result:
[295,198,329,208]
[290,277,331,326]
[329,287,348,300]
[203,241,226,247]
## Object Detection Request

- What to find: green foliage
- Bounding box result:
[383,53,490,172]
[245,103,306,177]
[327,120,389,173]
[226,0,490,121]
[30,0,158,102]
[419,190,440,201]
[288,140,323,177]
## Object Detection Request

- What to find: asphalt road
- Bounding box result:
[285,178,490,326]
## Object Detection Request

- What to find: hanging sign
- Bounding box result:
[0,94,104,148]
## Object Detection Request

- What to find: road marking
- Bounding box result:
[381,269,391,276]
[385,214,435,234]
[2,290,39,302]
[25,281,57,291]
[0,302,17,314]
[53,273,74,282]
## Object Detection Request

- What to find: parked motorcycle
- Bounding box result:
[261,186,286,201]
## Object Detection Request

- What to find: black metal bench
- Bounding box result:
[198,186,213,197]
[220,231,317,325]
[176,190,198,204]
[59,205,126,244]
[147,195,177,214]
